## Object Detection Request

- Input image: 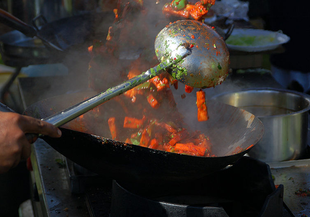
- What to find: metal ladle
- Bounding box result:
[37,20,230,127]
[155,20,230,88]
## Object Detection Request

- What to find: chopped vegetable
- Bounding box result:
[163,0,215,20]
[196,90,208,121]
[149,138,159,149]
[86,0,217,157]
[123,116,145,128]
[108,117,117,139]
[185,85,194,93]
[172,0,188,10]
[175,143,206,156]
[140,129,150,147]
[147,93,160,109]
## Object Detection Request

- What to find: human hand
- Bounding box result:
[0,111,62,173]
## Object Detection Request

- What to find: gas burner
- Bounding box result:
[81,157,291,217]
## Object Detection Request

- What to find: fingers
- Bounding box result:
[0,130,30,173]
[18,115,62,138]
[20,136,32,160]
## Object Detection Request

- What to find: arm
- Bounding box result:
[0,111,62,173]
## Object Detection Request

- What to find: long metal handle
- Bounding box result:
[0,9,63,51]
[44,46,191,127]
[0,9,37,37]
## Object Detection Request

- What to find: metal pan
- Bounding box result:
[24,90,264,184]
[0,9,114,61]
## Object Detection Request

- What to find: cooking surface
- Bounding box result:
[270,159,310,217]
[18,69,310,216]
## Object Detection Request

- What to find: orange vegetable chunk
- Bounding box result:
[175,143,206,156]
[108,117,117,140]
[149,138,159,149]
[140,129,150,147]
[147,94,160,109]
[123,116,145,129]
[196,90,209,121]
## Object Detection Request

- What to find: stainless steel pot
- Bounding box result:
[212,88,310,162]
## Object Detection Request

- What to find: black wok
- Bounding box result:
[0,9,114,64]
[24,90,264,184]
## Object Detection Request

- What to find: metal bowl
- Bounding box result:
[212,88,310,162]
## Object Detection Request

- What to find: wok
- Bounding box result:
[24,90,264,184]
[0,9,114,63]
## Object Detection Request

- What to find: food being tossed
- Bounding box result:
[87,0,228,156]
[162,0,215,20]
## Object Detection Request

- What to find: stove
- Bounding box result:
[81,157,287,217]
[17,73,301,217]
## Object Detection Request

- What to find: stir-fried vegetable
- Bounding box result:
[196,90,209,121]
[108,117,117,140]
[89,0,218,156]
[171,0,188,10]
[163,0,215,20]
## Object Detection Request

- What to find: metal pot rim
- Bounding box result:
[211,87,310,118]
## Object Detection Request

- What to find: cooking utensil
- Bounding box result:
[26,20,227,128]
[0,9,63,51]
[23,90,264,184]
[155,20,230,88]
[0,10,114,63]
[212,88,310,162]
[41,47,191,128]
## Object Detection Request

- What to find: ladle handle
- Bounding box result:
[43,46,191,127]
[0,9,63,51]
[0,9,37,37]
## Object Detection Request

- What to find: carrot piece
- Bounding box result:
[150,76,169,91]
[175,142,194,153]
[149,138,159,149]
[185,85,194,93]
[88,45,93,55]
[189,2,209,20]
[162,5,190,19]
[108,117,117,140]
[168,129,189,146]
[140,129,150,147]
[197,134,212,152]
[200,0,216,6]
[123,116,145,129]
[125,138,131,144]
[196,90,209,121]
[155,122,177,133]
[123,88,143,102]
[147,93,160,109]
[127,69,141,79]
[175,143,206,156]
[163,143,175,152]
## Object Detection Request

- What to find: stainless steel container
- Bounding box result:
[212,88,310,162]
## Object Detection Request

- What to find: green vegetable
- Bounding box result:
[130,139,140,146]
[172,0,187,10]
[135,81,151,90]
[226,34,276,46]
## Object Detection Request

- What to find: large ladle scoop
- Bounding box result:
[155,20,230,88]
[26,20,229,129]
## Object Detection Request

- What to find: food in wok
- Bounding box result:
[85,0,228,156]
